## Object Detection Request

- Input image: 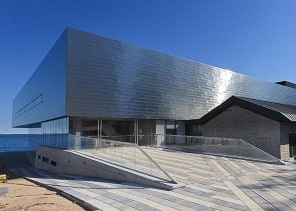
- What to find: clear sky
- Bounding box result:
[1,0,296,134]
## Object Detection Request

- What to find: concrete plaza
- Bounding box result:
[4,148,296,211]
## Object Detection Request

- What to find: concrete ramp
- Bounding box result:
[34,145,183,190]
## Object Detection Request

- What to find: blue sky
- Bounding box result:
[1,0,296,134]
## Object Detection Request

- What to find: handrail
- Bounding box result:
[238,138,283,164]
[28,133,284,168]
[156,134,284,164]
[69,134,177,183]
[137,146,176,183]
[102,134,284,164]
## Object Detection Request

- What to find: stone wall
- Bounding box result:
[280,122,296,161]
[201,105,281,159]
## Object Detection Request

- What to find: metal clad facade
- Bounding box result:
[12,30,67,127]
[66,28,296,120]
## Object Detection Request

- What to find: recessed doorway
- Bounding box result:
[289,134,296,157]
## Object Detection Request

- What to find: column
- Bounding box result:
[134,120,138,144]
[98,119,102,139]
[156,120,166,145]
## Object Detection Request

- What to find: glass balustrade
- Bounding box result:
[28,134,176,183]
[156,134,282,164]
[101,134,282,164]
[28,132,282,172]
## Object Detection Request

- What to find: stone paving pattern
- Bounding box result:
[9,148,296,211]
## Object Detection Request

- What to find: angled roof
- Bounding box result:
[196,96,296,125]
[276,81,296,89]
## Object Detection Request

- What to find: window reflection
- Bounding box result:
[29,117,70,150]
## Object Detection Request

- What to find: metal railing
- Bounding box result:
[101,134,283,164]
[29,133,283,165]
[159,134,283,164]
[101,134,156,146]
[29,134,176,183]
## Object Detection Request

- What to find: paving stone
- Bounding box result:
[177,186,214,197]
[125,201,158,211]
[147,196,180,208]
[108,202,139,211]
[173,205,197,211]
[7,148,296,211]
[188,204,216,211]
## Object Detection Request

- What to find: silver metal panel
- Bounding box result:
[241,97,296,121]
[66,28,296,120]
[12,30,67,127]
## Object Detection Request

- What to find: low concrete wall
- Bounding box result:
[34,146,183,190]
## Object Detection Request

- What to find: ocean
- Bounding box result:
[0,134,32,152]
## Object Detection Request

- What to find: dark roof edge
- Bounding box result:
[190,96,290,125]
[276,81,296,89]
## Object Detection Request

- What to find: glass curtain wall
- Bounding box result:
[28,117,69,149]
[28,125,42,150]
[41,117,69,149]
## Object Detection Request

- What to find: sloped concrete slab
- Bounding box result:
[34,146,184,190]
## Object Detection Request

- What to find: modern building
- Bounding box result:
[12,27,296,160]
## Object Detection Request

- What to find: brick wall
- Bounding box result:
[280,122,296,161]
[201,105,281,159]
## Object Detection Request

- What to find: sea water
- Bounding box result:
[0,134,32,152]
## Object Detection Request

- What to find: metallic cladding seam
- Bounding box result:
[66,28,296,120]
[12,27,296,127]
[12,30,68,128]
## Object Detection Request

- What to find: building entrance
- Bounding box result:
[289,134,296,157]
